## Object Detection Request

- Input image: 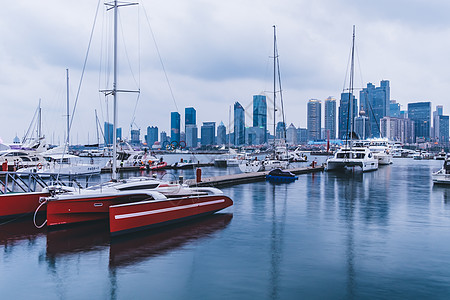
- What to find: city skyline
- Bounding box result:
[2,1,450,144]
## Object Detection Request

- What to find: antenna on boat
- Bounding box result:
[100,0,139,181]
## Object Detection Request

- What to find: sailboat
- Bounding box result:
[239,26,289,173]
[17,69,102,177]
[38,1,233,235]
[326,26,378,172]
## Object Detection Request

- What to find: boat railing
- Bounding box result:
[0,171,94,194]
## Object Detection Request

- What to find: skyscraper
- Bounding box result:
[234,102,245,145]
[338,92,358,140]
[130,129,140,145]
[185,107,196,130]
[185,125,198,149]
[146,126,158,148]
[201,122,216,146]
[324,97,336,140]
[408,102,431,141]
[104,122,122,145]
[390,100,401,117]
[171,112,181,144]
[433,105,444,140]
[307,99,321,141]
[359,80,390,137]
[217,122,226,145]
[438,115,449,145]
[253,94,267,143]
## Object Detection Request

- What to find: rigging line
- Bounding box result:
[141,4,179,113]
[276,52,286,140]
[98,5,108,125]
[68,0,102,135]
[118,10,140,88]
[342,40,353,92]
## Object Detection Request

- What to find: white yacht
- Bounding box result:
[368,138,393,165]
[326,146,378,172]
[432,158,450,184]
[16,145,101,176]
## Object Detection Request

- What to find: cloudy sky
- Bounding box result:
[1,0,449,145]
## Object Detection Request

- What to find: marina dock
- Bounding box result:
[185,166,324,187]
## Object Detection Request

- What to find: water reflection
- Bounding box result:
[268,183,288,300]
[109,213,233,268]
[0,218,45,254]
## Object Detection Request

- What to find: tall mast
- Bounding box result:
[38,98,42,139]
[273,25,276,146]
[66,68,70,145]
[349,25,355,152]
[101,0,139,180]
[112,0,118,180]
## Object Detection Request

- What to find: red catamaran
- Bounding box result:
[38,1,233,235]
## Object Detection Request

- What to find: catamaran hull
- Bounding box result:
[46,193,152,227]
[0,192,49,219]
[109,195,233,236]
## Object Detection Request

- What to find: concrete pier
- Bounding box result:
[185,166,324,187]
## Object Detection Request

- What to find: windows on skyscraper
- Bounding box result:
[171,112,181,144]
[234,102,245,145]
[307,99,321,141]
[253,94,267,143]
[408,102,431,141]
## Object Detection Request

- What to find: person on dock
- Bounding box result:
[2,159,8,172]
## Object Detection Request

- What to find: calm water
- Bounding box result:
[2,158,450,299]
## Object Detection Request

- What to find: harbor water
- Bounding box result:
[1,158,450,299]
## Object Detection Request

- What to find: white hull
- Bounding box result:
[326,147,379,172]
[238,160,264,173]
[432,169,450,184]
[374,152,393,165]
[17,163,101,176]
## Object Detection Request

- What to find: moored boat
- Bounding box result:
[432,157,450,184]
[266,168,298,183]
[109,187,233,236]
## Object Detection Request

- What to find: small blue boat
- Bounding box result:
[266,168,298,183]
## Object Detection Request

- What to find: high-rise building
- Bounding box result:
[307,99,321,141]
[354,116,370,140]
[185,107,196,131]
[253,94,267,143]
[217,122,227,145]
[360,80,390,137]
[146,126,158,147]
[408,102,431,141]
[286,123,297,145]
[104,122,122,145]
[438,115,449,145]
[297,128,308,143]
[160,131,168,145]
[390,100,401,118]
[380,116,415,144]
[234,102,245,145]
[338,92,358,140]
[201,122,216,146]
[275,121,286,139]
[185,125,198,149]
[246,127,266,145]
[171,112,181,144]
[433,105,444,140]
[324,97,336,140]
[130,129,140,146]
